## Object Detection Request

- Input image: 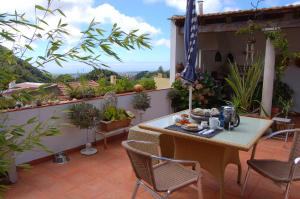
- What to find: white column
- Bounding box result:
[198,49,202,71]
[261,38,275,117]
[170,21,184,84]
[170,21,177,84]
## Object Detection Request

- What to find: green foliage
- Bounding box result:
[0,46,53,83]
[96,77,156,96]
[0,68,15,92]
[138,78,156,90]
[65,80,96,100]
[114,78,135,93]
[279,97,293,117]
[236,20,262,35]
[134,67,169,80]
[55,74,74,83]
[168,73,223,112]
[84,68,120,81]
[68,103,100,129]
[102,106,128,121]
[0,115,60,195]
[131,92,151,111]
[273,80,294,108]
[168,80,189,112]
[0,97,16,109]
[225,59,263,113]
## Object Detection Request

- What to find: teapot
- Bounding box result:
[221,105,240,130]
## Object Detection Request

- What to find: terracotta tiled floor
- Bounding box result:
[4,137,300,199]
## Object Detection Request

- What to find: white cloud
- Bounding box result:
[291,1,300,5]
[146,0,241,14]
[0,0,161,54]
[87,4,161,35]
[154,38,170,48]
[223,6,240,12]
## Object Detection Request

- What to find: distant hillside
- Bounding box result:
[83,68,121,81]
[134,66,170,80]
[0,46,53,83]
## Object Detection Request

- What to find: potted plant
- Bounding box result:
[99,106,133,132]
[132,91,151,111]
[131,91,151,123]
[272,80,294,116]
[279,97,293,119]
[98,92,133,132]
[68,103,100,155]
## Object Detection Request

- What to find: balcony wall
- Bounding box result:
[5,89,172,164]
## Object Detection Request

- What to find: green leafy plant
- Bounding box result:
[0,97,16,110]
[0,115,60,196]
[280,98,293,118]
[225,59,263,113]
[114,78,135,93]
[55,74,75,83]
[132,92,151,111]
[168,73,224,112]
[138,78,156,90]
[65,83,96,100]
[68,103,100,129]
[102,106,128,121]
[273,80,294,109]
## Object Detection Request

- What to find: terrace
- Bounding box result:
[1,1,300,199]
[4,131,300,199]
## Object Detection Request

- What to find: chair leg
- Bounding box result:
[197,177,204,199]
[285,132,289,142]
[241,167,251,196]
[132,180,140,199]
[164,191,171,199]
[284,181,292,199]
[237,163,242,185]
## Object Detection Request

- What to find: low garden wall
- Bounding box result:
[5,89,172,164]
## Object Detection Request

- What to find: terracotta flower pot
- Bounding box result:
[99,118,131,132]
[134,84,144,92]
[271,107,281,116]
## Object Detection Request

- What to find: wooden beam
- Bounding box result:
[194,18,300,33]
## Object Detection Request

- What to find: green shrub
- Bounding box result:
[0,97,16,109]
[138,78,156,90]
[68,103,100,129]
[96,78,116,96]
[102,106,128,121]
[132,92,151,111]
[114,78,135,93]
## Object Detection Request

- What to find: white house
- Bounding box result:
[170,3,300,114]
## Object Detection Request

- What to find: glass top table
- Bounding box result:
[139,110,273,151]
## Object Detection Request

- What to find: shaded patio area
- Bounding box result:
[4,136,300,199]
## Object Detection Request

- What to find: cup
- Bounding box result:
[200,121,208,128]
[209,117,221,129]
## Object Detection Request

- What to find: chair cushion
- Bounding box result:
[247,159,300,182]
[153,162,199,192]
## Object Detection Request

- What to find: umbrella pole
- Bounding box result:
[189,85,192,116]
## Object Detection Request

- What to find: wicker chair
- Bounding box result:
[241,129,300,199]
[122,140,203,199]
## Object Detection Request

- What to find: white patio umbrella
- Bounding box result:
[181,0,199,115]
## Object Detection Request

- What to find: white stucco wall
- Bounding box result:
[283,66,300,112]
[5,89,172,164]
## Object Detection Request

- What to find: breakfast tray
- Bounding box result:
[165,125,222,138]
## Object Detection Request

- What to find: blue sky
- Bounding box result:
[1,0,300,74]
